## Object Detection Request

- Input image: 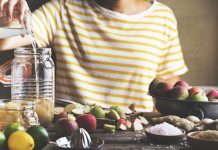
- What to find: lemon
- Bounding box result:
[8,131,34,150]
[27,125,49,150]
[0,131,6,150]
[4,122,25,138]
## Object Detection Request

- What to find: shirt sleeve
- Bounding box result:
[32,0,61,47]
[156,11,188,79]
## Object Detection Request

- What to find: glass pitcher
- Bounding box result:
[0,47,55,127]
[0,9,32,38]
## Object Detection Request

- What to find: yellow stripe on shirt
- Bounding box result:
[32,0,188,112]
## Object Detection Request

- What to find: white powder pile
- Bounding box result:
[148,122,183,136]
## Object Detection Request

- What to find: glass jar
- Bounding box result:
[11,47,55,127]
[0,99,38,130]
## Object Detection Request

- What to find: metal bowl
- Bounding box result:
[152,95,218,119]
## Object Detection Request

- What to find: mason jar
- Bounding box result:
[0,99,38,130]
[11,47,55,127]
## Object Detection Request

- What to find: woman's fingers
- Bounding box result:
[0,0,28,23]
[18,0,28,24]
[7,0,17,21]
[0,0,8,16]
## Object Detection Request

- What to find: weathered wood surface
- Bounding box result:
[43,126,190,150]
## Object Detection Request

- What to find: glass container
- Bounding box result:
[11,47,55,127]
[0,47,56,127]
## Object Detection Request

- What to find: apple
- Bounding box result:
[148,78,163,95]
[169,86,189,100]
[138,116,149,126]
[155,81,173,97]
[103,124,116,133]
[189,93,208,102]
[55,118,78,137]
[188,87,204,96]
[110,105,123,117]
[117,119,127,131]
[110,105,126,119]
[76,114,97,133]
[55,112,76,122]
[174,80,190,89]
[126,120,132,129]
[108,109,120,120]
[55,112,68,121]
[90,106,106,118]
[206,90,218,101]
[132,118,143,131]
[68,113,76,121]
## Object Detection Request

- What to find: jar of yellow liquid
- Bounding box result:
[0,99,39,130]
[36,98,55,127]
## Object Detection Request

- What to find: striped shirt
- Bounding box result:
[32,0,188,112]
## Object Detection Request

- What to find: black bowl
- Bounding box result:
[145,127,186,144]
[187,131,218,150]
[152,96,218,119]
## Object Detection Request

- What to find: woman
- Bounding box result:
[0,0,188,111]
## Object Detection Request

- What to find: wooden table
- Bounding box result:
[42,86,218,150]
[43,125,190,150]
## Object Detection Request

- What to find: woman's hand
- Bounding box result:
[0,0,29,24]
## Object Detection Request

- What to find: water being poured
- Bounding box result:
[22,10,37,49]
[22,10,39,101]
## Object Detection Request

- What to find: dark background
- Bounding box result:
[27,0,49,11]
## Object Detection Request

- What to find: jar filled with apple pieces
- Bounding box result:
[0,100,39,130]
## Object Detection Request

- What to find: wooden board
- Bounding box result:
[44,124,190,150]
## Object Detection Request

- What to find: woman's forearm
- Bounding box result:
[0,35,31,51]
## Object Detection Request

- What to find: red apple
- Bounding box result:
[76,114,97,133]
[55,118,78,138]
[188,87,204,96]
[174,80,190,89]
[56,112,68,121]
[118,119,127,126]
[169,86,189,100]
[155,81,173,97]
[148,78,163,95]
[206,90,218,101]
[55,112,76,122]
[117,119,127,131]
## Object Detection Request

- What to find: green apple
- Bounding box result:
[103,124,116,133]
[90,106,106,118]
[110,105,126,118]
[190,93,208,102]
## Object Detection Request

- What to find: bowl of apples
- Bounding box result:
[148,79,218,119]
